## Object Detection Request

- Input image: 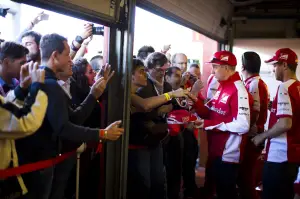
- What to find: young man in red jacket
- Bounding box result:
[188,51,251,199]
[238,51,269,199]
[252,48,300,199]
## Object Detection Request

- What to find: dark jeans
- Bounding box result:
[21,166,54,199]
[165,134,184,199]
[262,161,298,199]
[49,154,77,199]
[127,144,165,199]
[182,129,198,198]
[207,158,239,199]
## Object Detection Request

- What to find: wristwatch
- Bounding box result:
[75,35,84,44]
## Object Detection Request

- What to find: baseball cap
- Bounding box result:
[265,48,298,65]
[167,110,197,136]
[206,51,237,67]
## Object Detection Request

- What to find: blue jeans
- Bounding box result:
[127,144,165,199]
[22,166,54,199]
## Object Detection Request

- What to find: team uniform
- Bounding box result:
[238,74,269,199]
[262,48,300,199]
[263,79,300,199]
[194,51,252,199]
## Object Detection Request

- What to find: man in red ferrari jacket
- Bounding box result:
[188,51,251,199]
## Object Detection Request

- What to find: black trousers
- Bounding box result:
[165,134,184,199]
[207,158,239,199]
[262,161,298,199]
[182,129,198,198]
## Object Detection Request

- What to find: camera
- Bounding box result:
[0,8,9,18]
[92,24,104,36]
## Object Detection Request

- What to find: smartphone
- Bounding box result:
[40,13,49,21]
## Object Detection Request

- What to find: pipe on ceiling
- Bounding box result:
[229,0,264,7]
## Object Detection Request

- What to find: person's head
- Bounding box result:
[21,31,42,62]
[0,41,28,79]
[73,57,95,86]
[145,52,169,81]
[40,33,72,74]
[241,51,261,78]
[132,58,147,87]
[265,48,298,82]
[165,66,182,89]
[171,53,188,72]
[189,63,201,78]
[90,55,103,73]
[206,51,237,81]
[137,46,155,61]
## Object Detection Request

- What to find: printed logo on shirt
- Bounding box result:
[271,108,276,113]
[210,106,226,115]
[278,102,289,106]
[220,94,229,104]
[278,108,290,112]
[239,107,249,111]
[279,92,288,96]
[213,91,221,100]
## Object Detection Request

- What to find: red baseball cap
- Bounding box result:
[265,48,298,65]
[206,51,237,67]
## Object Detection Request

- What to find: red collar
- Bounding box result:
[219,72,241,85]
[244,74,260,84]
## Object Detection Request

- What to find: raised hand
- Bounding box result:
[32,12,48,25]
[80,23,93,40]
[20,61,44,88]
[90,77,107,99]
[170,88,189,98]
[191,79,204,95]
[95,63,115,81]
[101,121,124,141]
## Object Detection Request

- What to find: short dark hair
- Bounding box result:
[0,41,29,61]
[145,52,168,69]
[287,63,297,73]
[21,31,42,46]
[40,33,67,62]
[165,66,181,77]
[137,46,155,60]
[90,55,103,71]
[132,58,145,74]
[190,63,200,69]
[242,51,261,74]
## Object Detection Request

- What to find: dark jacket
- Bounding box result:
[16,67,100,163]
[129,78,172,147]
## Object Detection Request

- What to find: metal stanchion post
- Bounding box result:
[76,143,86,199]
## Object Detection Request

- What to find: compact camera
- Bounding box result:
[92,25,104,36]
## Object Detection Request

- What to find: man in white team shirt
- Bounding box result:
[252,48,300,199]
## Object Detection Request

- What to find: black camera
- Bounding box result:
[92,25,104,36]
[0,8,9,18]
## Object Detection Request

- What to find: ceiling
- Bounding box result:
[229,0,300,19]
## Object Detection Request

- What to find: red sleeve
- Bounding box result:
[193,98,210,119]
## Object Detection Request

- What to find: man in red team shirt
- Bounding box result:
[238,51,269,199]
[189,51,251,199]
[252,48,300,199]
